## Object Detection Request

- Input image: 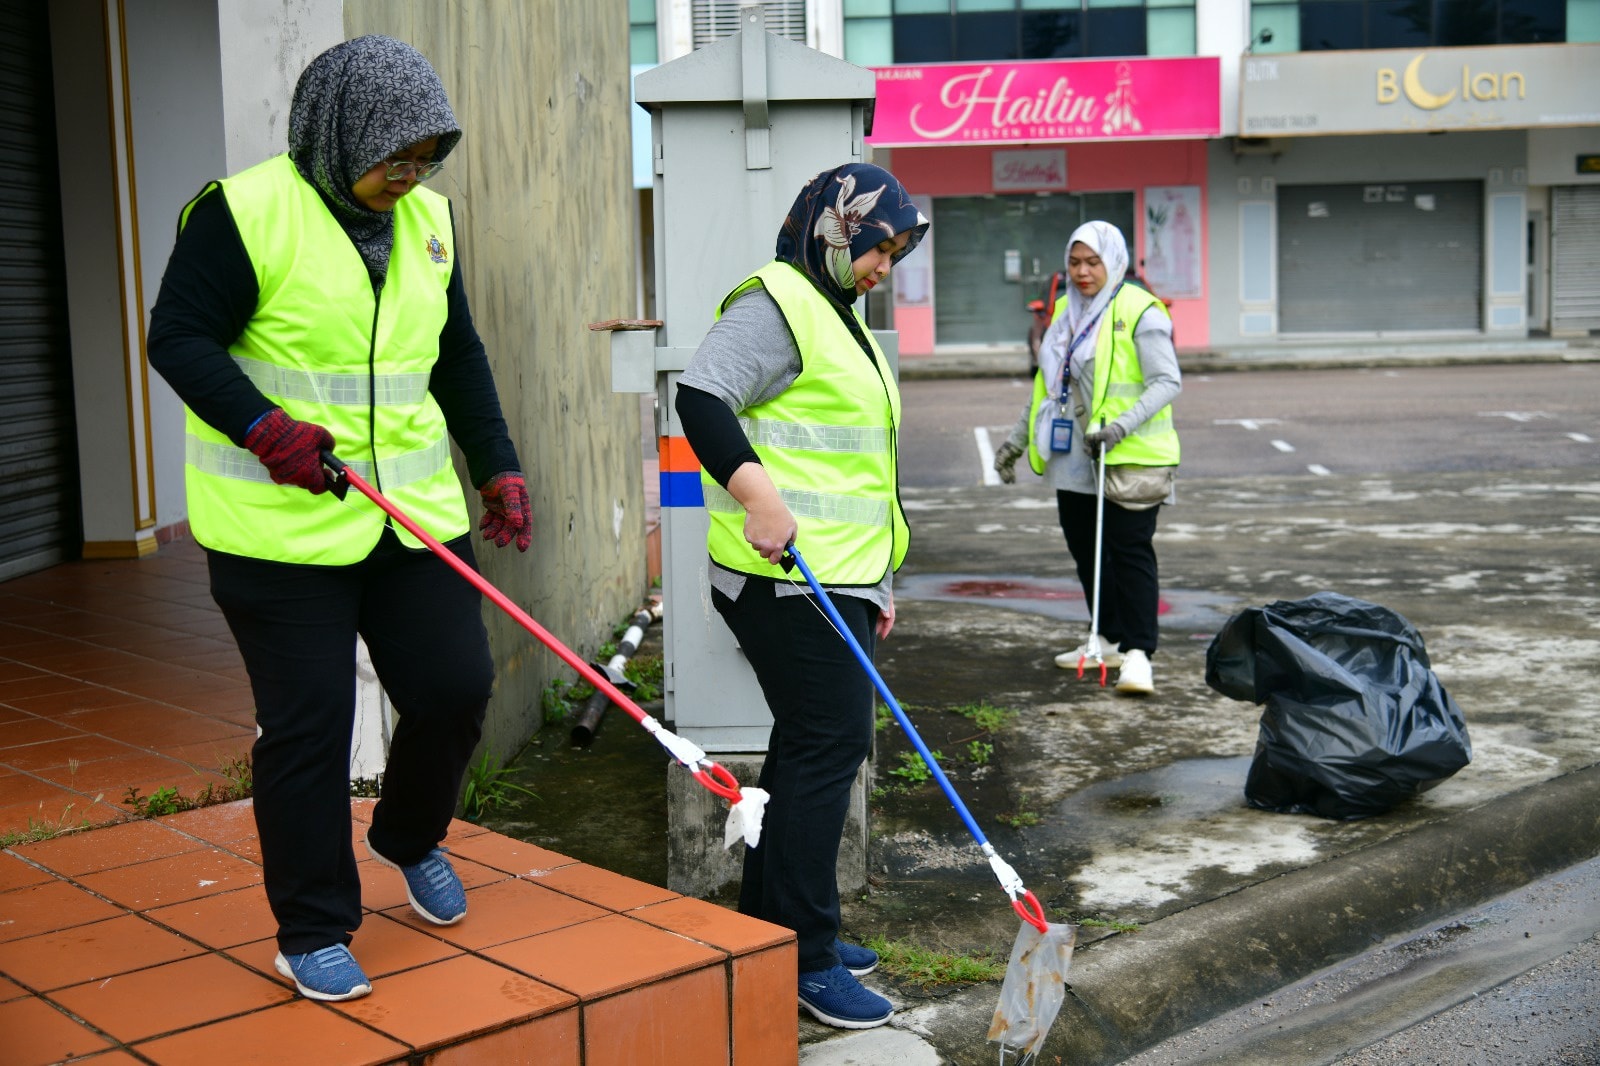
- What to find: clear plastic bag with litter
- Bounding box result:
[988,920,1078,1061]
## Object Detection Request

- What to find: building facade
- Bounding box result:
[640,0,1600,351]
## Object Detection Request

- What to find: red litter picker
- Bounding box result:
[783,544,1077,1059]
[320,452,769,848]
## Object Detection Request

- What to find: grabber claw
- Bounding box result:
[1011,890,1050,934]
[692,761,743,803]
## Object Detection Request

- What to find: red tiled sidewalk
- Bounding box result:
[2,523,795,1064]
[2,799,797,1064]
[0,541,254,838]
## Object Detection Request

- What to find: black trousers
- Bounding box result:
[208,527,493,955]
[712,579,878,975]
[1056,489,1162,654]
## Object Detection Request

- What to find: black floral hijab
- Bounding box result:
[287,35,462,284]
[776,163,929,309]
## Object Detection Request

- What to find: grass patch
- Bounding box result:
[460,750,537,822]
[995,809,1042,828]
[888,750,945,785]
[1075,916,1142,933]
[123,755,253,819]
[952,700,1016,733]
[0,803,96,848]
[863,936,1007,988]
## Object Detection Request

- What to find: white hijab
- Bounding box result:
[1036,221,1130,396]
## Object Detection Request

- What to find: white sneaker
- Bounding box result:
[1054,637,1124,670]
[1115,649,1154,695]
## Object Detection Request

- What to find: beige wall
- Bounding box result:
[345,2,646,756]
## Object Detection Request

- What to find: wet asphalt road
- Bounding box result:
[900,361,1600,485]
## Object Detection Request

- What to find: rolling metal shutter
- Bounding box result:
[0,0,80,580]
[1552,186,1600,333]
[1278,181,1482,333]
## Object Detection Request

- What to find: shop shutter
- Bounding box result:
[1278,181,1482,333]
[932,192,1135,346]
[692,0,806,48]
[0,0,80,581]
[1551,186,1600,333]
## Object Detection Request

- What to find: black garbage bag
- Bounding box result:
[1206,591,1471,820]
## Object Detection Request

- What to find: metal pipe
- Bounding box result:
[570,600,662,747]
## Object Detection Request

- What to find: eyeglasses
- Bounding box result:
[384,158,444,182]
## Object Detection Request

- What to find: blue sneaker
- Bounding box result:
[274,945,372,1001]
[836,938,879,976]
[798,964,893,1029]
[366,831,467,926]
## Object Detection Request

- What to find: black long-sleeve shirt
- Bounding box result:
[147,186,520,488]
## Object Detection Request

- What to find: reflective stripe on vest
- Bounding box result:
[180,154,468,565]
[231,355,433,407]
[187,436,450,490]
[703,261,908,586]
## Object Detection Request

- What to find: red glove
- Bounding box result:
[479,471,532,552]
[243,408,336,494]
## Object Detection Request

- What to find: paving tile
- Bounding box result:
[527,861,680,912]
[0,787,112,838]
[382,876,610,950]
[446,833,580,878]
[441,817,492,844]
[52,953,294,1043]
[0,880,125,943]
[32,751,206,793]
[147,885,277,950]
[4,686,154,718]
[630,896,795,955]
[0,972,26,1001]
[14,819,206,877]
[0,913,206,990]
[0,705,32,725]
[423,1008,580,1066]
[76,846,263,911]
[0,674,91,704]
[0,734,147,773]
[732,945,800,1066]
[162,735,254,773]
[0,850,54,892]
[349,912,466,977]
[132,998,409,1066]
[0,661,47,683]
[159,798,258,845]
[58,703,242,748]
[583,965,729,1066]
[0,995,115,1065]
[333,953,577,1051]
[484,913,725,1000]
[0,717,87,750]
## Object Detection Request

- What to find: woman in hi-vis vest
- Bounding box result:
[675,164,928,1030]
[147,36,531,1003]
[994,221,1182,695]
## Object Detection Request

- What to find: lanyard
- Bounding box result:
[1056,283,1121,404]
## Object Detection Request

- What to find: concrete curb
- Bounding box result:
[891,762,1600,1064]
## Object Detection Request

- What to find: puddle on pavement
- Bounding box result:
[894,573,1236,630]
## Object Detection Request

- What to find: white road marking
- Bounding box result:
[1568,433,1594,443]
[1477,411,1554,423]
[1307,464,1332,476]
[1271,439,1295,453]
[975,426,1000,486]
[1214,418,1283,431]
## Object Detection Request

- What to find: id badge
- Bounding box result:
[1050,417,1074,454]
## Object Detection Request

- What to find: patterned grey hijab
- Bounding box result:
[288,35,461,284]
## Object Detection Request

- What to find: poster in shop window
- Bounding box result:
[1142,186,1202,300]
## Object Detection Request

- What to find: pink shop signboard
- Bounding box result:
[869,57,1220,146]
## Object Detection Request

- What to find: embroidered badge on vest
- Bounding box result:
[1114,318,1126,332]
[426,235,449,264]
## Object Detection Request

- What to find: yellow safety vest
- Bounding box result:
[1027,282,1179,475]
[703,262,909,586]
[180,154,469,564]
